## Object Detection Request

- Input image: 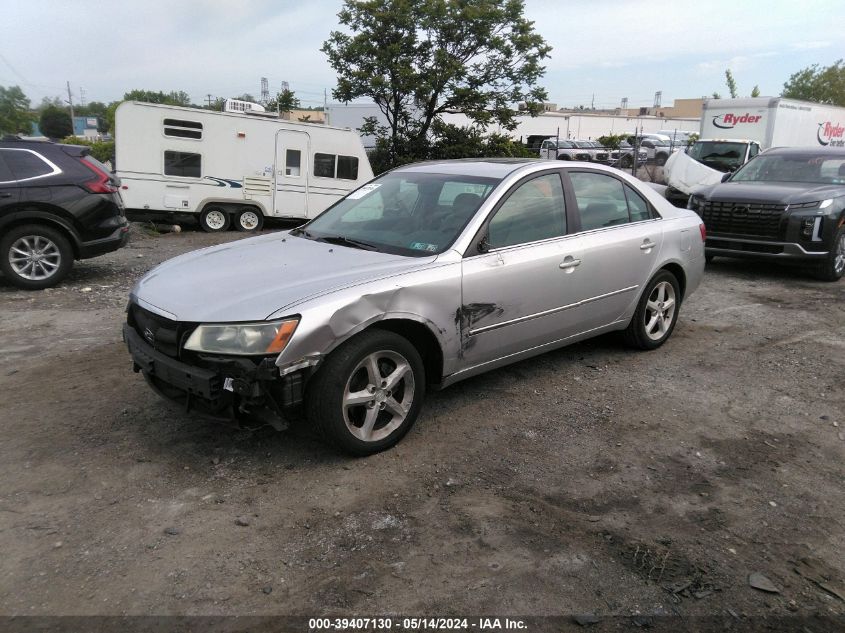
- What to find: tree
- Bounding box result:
[750,85,761,98]
[782,59,845,106]
[123,89,192,106]
[267,88,301,115]
[0,85,33,135]
[322,0,550,165]
[39,106,73,139]
[725,69,738,99]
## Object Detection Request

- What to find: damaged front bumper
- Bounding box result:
[123,324,307,426]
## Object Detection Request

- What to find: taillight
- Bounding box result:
[699,223,706,242]
[79,158,118,194]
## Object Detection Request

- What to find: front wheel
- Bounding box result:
[814,225,845,281]
[0,224,73,290]
[623,270,681,350]
[199,207,230,233]
[620,155,633,168]
[656,154,668,166]
[306,330,426,456]
[235,208,264,232]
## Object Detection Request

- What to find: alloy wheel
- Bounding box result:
[9,235,62,281]
[644,281,676,341]
[342,350,415,442]
[835,232,845,275]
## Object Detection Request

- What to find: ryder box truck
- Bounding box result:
[664,97,845,205]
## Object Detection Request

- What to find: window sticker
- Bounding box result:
[409,241,438,252]
[346,183,382,199]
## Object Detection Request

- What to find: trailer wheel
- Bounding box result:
[199,207,230,233]
[235,208,264,232]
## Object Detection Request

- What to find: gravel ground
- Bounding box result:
[0,224,843,631]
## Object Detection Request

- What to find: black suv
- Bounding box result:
[689,147,845,281]
[0,137,129,289]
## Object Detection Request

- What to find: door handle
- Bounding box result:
[559,257,581,271]
[640,240,655,251]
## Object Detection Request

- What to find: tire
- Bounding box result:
[656,154,668,166]
[306,329,426,456]
[814,225,845,281]
[234,208,264,232]
[557,155,572,161]
[0,224,73,290]
[621,155,633,168]
[199,207,230,233]
[623,270,681,350]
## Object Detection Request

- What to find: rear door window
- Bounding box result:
[2,149,59,181]
[0,151,15,183]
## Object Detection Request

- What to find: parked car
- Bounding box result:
[610,141,649,168]
[539,139,592,161]
[124,159,705,455]
[631,137,676,166]
[0,137,129,289]
[576,140,610,163]
[688,147,845,280]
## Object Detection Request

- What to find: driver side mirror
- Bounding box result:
[477,234,491,254]
[721,172,732,182]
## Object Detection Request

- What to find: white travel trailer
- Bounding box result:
[115,102,374,231]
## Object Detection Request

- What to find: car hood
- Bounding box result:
[131,231,437,322]
[699,181,845,205]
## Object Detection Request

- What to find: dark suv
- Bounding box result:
[0,137,129,289]
[688,147,845,281]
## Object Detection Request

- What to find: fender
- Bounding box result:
[0,207,82,251]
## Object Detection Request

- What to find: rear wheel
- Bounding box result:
[235,208,264,232]
[306,330,425,456]
[814,225,845,281]
[199,207,230,233]
[0,224,73,290]
[624,270,681,350]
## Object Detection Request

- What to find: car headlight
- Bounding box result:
[184,318,299,355]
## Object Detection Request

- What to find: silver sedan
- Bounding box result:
[124,159,705,455]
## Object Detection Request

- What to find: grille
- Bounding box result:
[700,201,786,239]
[128,304,194,359]
[595,152,609,161]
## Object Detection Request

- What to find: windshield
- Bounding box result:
[730,154,845,184]
[296,171,501,256]
[688,141,748,172]
[556,141,574,148]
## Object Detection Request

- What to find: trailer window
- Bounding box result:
[314,153,335,178]
[163,118,203,140]
[285,149,301,176]
[164,151,201,177]
[337,155,359,180]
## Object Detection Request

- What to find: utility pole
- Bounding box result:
[66,81,75,119]
[206,94,214,108]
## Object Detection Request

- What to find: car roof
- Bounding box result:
[395,158,548,178]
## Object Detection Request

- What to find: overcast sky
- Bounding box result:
[2,0,844,110]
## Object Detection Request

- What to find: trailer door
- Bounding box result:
[274,130,310,218]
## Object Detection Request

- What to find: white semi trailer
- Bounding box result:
[115,102,374,232]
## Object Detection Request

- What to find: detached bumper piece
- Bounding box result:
[123,323,304,427]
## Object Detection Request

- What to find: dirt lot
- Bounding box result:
[1,224,843,629]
